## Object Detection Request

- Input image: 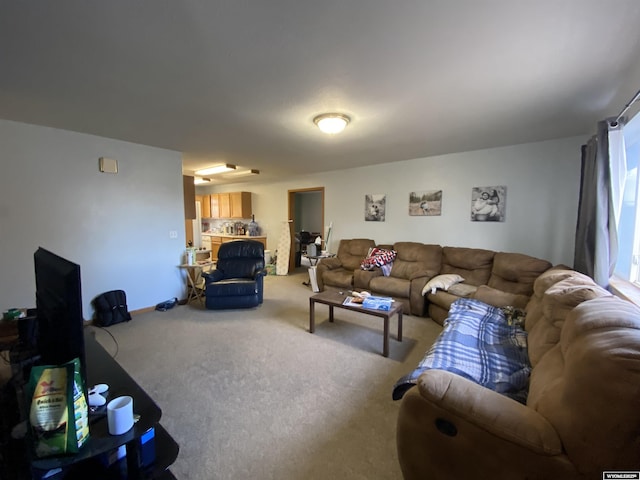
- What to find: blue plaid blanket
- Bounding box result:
[392,298,531,403]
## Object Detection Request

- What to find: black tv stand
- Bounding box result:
[2,330,179,479]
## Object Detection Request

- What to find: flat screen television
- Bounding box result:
[33,247,87,392]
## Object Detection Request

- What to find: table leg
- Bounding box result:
[397,310,403,341]
[193,269,204,303]
[383,315,389,357]
[309,298,315,333]
[186,271,197,303]
[329,305,334,323]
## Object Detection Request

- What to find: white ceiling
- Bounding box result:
[2,1,640,185]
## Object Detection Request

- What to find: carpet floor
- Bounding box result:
[91,268,442,480]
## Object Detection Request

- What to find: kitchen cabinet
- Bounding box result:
[230,192,252,218]
[208,192,252,219]
[198,194,211,218]
[210,236,223,259]
[183,176,196,219]
[219,193,231,218]
[204,234,266,260]
[210,194,220,218]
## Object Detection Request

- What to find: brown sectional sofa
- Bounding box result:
[396,266,640,478]
[316,239,552,320]
[428,247,552,323]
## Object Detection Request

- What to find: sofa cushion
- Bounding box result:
[528,296,640,473]
[440,247,495,285]
[353,268,382,290]
[390,242,442,281]
[322,269,356,289]
[338,238,377,271]
[526,274,611,366]
[530,264,581,298]
[446,283,478,297]
[472,285,529,309]
[487,252,552,296]
[427,290,460,311]
[393,298,531,403]
[369,276,410,298]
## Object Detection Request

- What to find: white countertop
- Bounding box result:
[202,233,266,239]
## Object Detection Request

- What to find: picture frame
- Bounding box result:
[365,194,386,222]
[409,190,442,216]
[471,186,506,222]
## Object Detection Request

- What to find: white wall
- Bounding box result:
[0,119,187,317]
[206,136,584,266]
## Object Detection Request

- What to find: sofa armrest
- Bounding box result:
[409,274,432,316]
[202,270,224,283]
[318,257,343,270]
[414,369,562,454]
[354,268,383,290]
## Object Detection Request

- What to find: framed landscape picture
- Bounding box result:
[365,194,386,221]
[409,190,442,216]
[471,186,506,222]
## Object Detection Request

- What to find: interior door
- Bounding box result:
[288,187,325,268]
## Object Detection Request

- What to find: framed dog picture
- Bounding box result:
[365,194,386,222]
[409,190,442,216]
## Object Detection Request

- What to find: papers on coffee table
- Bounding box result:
[362,296,393,311]
[343,295,393,310]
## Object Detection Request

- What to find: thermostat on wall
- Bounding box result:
[99,157,118,174]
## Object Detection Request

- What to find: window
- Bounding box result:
[615,113,640,284]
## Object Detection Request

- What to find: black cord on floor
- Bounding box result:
[86,324,119,359]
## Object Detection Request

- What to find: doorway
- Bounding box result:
[287,187,325,271]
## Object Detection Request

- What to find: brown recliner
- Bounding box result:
[315,239,375,291]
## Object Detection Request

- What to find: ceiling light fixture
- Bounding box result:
[223,169,260,177]
[194,163,236,176]
[193,177,211,184]
[313,113,350,134]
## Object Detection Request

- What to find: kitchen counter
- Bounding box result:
[202,233,266,240]
[201,234,267,260]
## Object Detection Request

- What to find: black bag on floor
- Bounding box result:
[93,290,132,327]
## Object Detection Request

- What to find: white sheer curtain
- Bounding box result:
[609,122,628,227]
[574,118,627,287]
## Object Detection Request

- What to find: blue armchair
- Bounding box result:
[202,240,266,310]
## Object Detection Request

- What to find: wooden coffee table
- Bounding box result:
[309,290,403,357]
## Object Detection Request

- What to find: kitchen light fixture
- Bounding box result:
[194,163,236,176]
[223,169,260,177]
[313,113,350,134]
[193,177,211,184]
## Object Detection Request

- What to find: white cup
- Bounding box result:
[107,396,134,435]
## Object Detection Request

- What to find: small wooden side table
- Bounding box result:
[303,253,335,266]
[178,261,213,303]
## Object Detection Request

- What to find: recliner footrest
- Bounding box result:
[206,279,258,297]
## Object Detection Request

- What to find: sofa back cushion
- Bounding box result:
[440,247,495,285]
[336,238,376,271]
[390,242,442,280]
[487,252,552,296]
[525,267,611,366]
[527,296,640,474]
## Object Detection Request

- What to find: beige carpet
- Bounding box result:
[91,268,442,480]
